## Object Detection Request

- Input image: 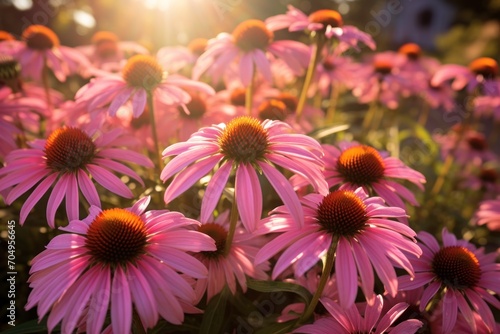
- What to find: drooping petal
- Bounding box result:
[111,266,132,334]
[235,164,262,232]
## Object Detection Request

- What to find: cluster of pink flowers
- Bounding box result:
[1,4,499,334]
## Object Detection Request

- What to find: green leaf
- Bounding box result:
[2,319,50,334]
[199,287,230,334]
[309,124,350,140]
[247,278,313,305]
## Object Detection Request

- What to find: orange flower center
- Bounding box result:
[374,59,393,75]
[44,127,96,173]
[85,208,148,265]
[229,87,247,106]
[188,38,208,56]
[122,55,164,90]
[337,145,385,186]
[218,116,269,164]
[276,92,298,112]
[22,25,59,50]
[232,19,274,52]
[398,43,421,60]
[308,10,343,29]
[91,31,120,58]
[0,30,15,42]
[258,99,288,121]
[179,93,206,119]
[316,190,367,237]
[432,246,481,290]
[0,55,21,81]
[198,223,228,258]
[468,57,498,79]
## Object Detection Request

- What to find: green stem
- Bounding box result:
[224,192,239,256]
[296,38,324,121]
[147,92,162,179]
[431,153,454,195]
[297,235,338,325]
[362,99,378,131]
[325,83,340,124]
[41,58,52,110]
[245,70,255,116]
[417,101,430,127]
[388,110,399,158]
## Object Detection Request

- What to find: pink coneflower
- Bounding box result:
[25,196,216,333]
[431,57,498,92]
[429,299,500,334]
[309,54,360,98]
[192,19,310,86]
[398,228,500,334]
[0,126,153,227]
[75,54,215,118]
[475,198,500,232]
[295,295,423,334]
[293,142,425,209]
[0,86,49,157]
[254,187,422,307]
[474,79,500,120]
[77,31,149,72]
[156,37,207,74]
[265,5,375,52]
[459,165,500,199]
[255,98,317,134]
[0,25,90,82]
[420,80,456,113]
[434,128,497,166]
[161,116,328,231]
[160,90,236,142]
[352,51,417,109]
[0,55,66,107]
[192,210,269,302]
[381,287,435,333]
[398,43,440,77]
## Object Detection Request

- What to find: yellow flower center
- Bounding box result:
[257,99,288,121]
[122,55,164,90]
[0,30,15,42]
[336,145,385,186]
[188,38,208,56]
[316,190,367,237]
[276,92,298,112]
[22,25,59,50]
[432,246,481,290]
[218,116,269,164]
[232,19,274,52]
[468,57,498,79]
[229,87,247,106]
[91,31,120,58]
[374,59,393,75]
[85,208,148,265]
[44,127,96,173]
[398,43,422,60]
[308,10,343,29]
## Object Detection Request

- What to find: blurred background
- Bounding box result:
[0,0,499,63]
